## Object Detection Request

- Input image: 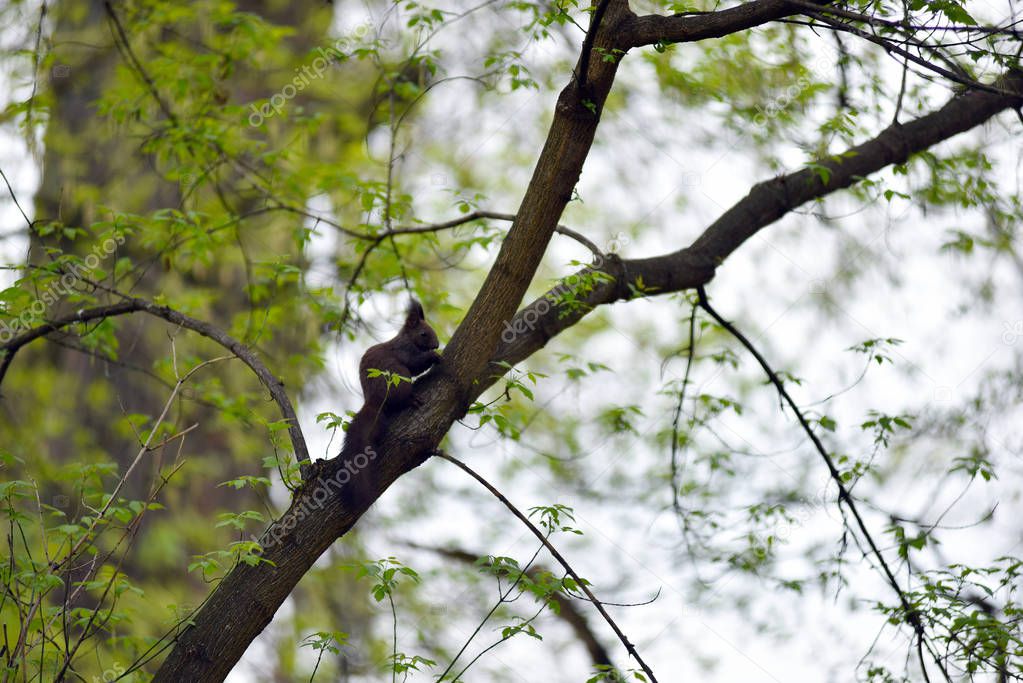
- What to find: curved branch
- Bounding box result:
[335,210,602,331]
[696,286,948,682]
[448,211,605,258]
[0,297,310,465]
[276,206,598,251]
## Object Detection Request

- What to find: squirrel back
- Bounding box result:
[339,299,442,502]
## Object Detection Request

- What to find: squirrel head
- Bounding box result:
[403,298,440,351]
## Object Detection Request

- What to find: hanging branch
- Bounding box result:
[695,285,948,683]
[670,300,699,523]
[435,451,659,683]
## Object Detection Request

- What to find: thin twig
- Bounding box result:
[435,543,546,680]
[53,354,229,572]
[408,541,616,668]
[334,210,602,331]
[103,1,179,125]
[436,451,659,683]
[25,1,47,149]
[796,7,1010,96]
[670,299,698,522]
[0,167,32,229]
[790,1,1023,39]
[451,598,550,681]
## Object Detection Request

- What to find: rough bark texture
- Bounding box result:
[621,0,820,48]
[149,0,1023,677]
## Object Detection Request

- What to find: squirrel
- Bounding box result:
[338,299,442,502]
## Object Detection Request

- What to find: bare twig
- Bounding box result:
[334,210,602,331]
[436,451,658,683]
[0,167,32,229]
[435,543,547,681]
[407,542,615,668]
[795,6,1011,96]
[54,354,228,573]
[670,300,698,523]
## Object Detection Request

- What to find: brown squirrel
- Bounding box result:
[340,298,442,472]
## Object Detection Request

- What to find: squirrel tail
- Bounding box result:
[338,407,382,508]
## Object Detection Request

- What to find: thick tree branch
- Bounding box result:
[621,0,822,48]
[441,0,635,401]
[153,4,645,673]
[479,70,1023,393]
[443,0,837,402]
[690,73,1023,258]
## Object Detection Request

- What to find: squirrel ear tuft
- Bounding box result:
[404,298,425,326]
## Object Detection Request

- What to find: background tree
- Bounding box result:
[1,0,387,678]
[1,0,1022,681]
